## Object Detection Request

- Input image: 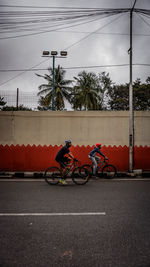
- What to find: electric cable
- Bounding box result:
[0,63,150,72]
[136,13,150,30]
[0,6,149,88]
[65,13,125,50]
[0,58,49,87]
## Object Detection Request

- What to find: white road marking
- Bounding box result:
[0,212,106,216]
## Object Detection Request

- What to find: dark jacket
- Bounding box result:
[55,145,70,161]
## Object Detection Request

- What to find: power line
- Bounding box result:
[0,5,131,11]
[0,12,127,87]
[0,5,116,10]
[0,14,117,40]
[132,0,137,11]
[52,30,150,37]
[0,63,150,72]
[65,13,124,50]
[1,27,150,40]
[0,7,149,40]
[135,8,150,16]
[0,62,149,88]
[0,8,129,31]
[64,63,150,69]
[0,58,49,87]
[136,13,150,30]
[0,6,149,88]
[0,16,110,40]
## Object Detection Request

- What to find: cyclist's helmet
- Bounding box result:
[65,139,72,147]
[96,143,101,148]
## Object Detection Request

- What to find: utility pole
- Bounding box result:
[129,0,137,172]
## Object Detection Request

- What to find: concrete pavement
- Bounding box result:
[0,180,150,267]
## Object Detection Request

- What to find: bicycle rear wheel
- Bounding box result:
[72,167,90,185]
[44,166,62,185]
[102,164,117,179]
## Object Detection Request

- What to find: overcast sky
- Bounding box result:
[0,0,150,108]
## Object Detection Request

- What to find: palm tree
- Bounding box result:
[36,65,73,110]
[72,71,101,110]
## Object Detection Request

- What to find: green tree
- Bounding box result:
[72,71,102,110]
[146,76,150,84]
[133,79,150,110]
[2,105,32,111]
[107,78,150,110]
[98,72,113,109]
[107,83,129,110]
[0,96,6,110]
[36,65,73,110]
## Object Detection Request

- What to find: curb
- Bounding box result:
[0,171,150,179]
[0,172,44,179]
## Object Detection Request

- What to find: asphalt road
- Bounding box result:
[0,179,150,267]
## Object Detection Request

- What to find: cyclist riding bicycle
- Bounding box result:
[89,143,108,177]
[55,139,75,185]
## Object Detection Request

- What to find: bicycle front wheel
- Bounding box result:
[72,167,90,185]
[44,166,62,185]
[102,164,117,179]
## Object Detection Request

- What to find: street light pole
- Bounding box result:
[16,88,19,110]
[42,51,67,111]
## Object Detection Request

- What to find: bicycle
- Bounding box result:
[81,158,117,179]
[44,158,90,185]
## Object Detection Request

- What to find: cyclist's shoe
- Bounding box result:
[59,179,67,185]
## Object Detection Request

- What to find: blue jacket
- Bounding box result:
[89,147,105,158]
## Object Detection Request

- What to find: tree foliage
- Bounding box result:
[107,83,129,110]
[0,96,6,110]
[108,78,150,110]
[36,65,72,110]
[36,65,150,111]
[98,72,113,109]
[72,71,101,110]
[2,105,32,111]
[133,78,150,110]
[71,71,112,110]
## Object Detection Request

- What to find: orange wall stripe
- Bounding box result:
[0,145,149,172]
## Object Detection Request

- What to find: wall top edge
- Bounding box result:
[0,144,150,148]
[0,111,150,118]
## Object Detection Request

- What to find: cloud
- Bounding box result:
[0,0,149,100]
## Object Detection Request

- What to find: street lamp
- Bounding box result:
[60,51,67,57]
[42,50,67,110]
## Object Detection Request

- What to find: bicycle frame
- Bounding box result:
[89,158,108,174]
[96,159,108,172]
[62,160,79,177]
